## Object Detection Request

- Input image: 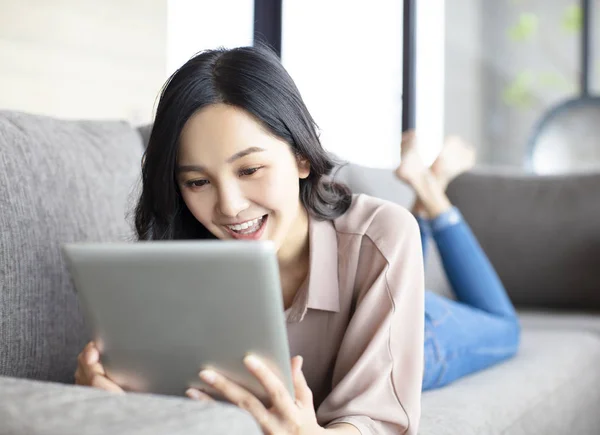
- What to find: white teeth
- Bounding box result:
[226,216,264,234]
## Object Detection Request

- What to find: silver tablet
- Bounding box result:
[62,240,293,404]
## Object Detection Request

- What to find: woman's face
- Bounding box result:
[176,103,310,253]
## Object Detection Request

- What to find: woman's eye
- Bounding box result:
[185,179,209,188]
[239,166,262,177]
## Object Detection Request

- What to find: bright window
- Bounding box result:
[282,0,403,168]
[166,1,445,169]
[282,1,445,168]
[166,0,254,76]
[416,0,445,166]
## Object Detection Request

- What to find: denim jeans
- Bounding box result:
[419,207,521,391]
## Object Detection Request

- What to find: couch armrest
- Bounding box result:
[0,376,261,435]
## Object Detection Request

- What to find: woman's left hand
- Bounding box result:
[186,355,324,435]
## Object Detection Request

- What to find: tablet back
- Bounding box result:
[62,240,293,403]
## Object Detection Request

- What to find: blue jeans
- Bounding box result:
[420,207,521,390]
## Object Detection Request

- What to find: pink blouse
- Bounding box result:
[285,194,424,434]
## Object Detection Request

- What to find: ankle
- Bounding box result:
[411,199,430,219]
[413,172,453,218]
[425,200,453,220]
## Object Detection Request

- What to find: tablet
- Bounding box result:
[62,240,294,404]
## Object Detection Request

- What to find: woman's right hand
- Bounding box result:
[75,341,124,393]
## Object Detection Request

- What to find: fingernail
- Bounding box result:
[244,355,262,370]
[297,356,303,372]
[186,388,201,400]
[200,370,217,384]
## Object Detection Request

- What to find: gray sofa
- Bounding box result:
[2,110,600,434]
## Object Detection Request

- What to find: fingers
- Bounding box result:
[77,342,98,368]
[290,356,312,408]
[85,345,106,376]
[76,341,122,393]
[85,344,101,366]
[78,342,105,381]
[243,355,296,415]
[90,373,125,393]
[74,367,84,385]
[290,355,302,373]
[185,388,214,402]
[199,368,275,430]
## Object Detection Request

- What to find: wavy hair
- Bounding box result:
[135,45,352,240]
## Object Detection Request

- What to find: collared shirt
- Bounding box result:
[285,194,424,435]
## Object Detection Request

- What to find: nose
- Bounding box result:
[216,181,250,218]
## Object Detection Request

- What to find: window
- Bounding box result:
[167,0,254,76]
[281,0,403,168]
[415,0,445,166]
[166,1,446,169]
[444,1,585,168]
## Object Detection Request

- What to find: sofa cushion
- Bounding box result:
[519,310,600,334]
[0,376,260,435]
[0,111,143,383]
[333,163,415,206]
[419,328,600,435]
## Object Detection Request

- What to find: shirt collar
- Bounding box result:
[286,215,340,322]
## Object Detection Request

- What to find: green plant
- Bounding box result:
[503,3,585,110]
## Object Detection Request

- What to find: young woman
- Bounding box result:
[75,45,519,435]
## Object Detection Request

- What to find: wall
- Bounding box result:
[0,0,167,124]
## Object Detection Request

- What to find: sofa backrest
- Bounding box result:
[336,163,600,311]
[0,111,144,382]
[447,170,600,310]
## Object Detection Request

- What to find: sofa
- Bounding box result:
[2,110,600,434]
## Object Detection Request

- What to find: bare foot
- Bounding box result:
[395,132,431,217]
[431,136,476,191]
[395,131,452,218]
[395,131,429,187]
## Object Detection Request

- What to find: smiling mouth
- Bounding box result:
[223,214,268,239]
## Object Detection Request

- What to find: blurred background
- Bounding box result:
[1,0,598,171]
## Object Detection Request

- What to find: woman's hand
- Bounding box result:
[186,355,325,435]
[74,341,124,393]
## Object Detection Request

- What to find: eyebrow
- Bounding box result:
[176,146,265,174]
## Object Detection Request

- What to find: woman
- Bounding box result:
[75,45,519,434]
[395,132,521,391]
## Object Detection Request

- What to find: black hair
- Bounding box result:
[134,45,352,240]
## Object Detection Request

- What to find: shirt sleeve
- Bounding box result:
[316,204,425,435]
